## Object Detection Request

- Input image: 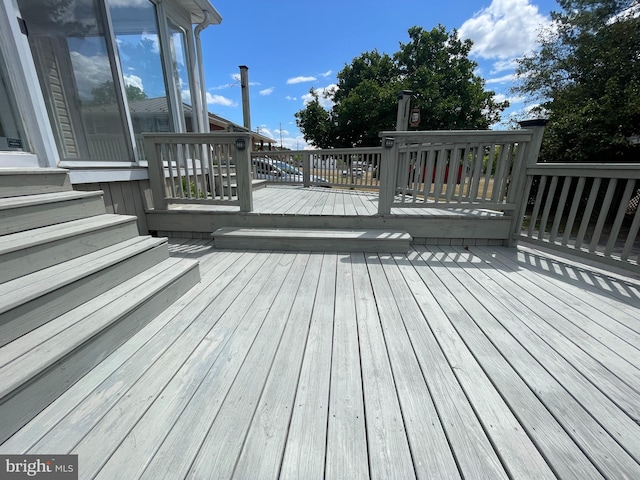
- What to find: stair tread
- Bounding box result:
[0,236,167,314]
[0,190,103,211]
[0,168,69,175]
[213,227,411,240]
[0,257,199,399]
[0,214,137,255]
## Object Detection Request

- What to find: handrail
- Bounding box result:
[143,132,253,212]
[377,129,538,216]
[516,162,640,271]
[142,129,638,270]
[250,147,382,189]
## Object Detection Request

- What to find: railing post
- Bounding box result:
[378,133,399,215]
[302,151,311,187]
[143,134,168,210]
[509,119,548,246]
[395,90,412,131]
[234,132,253,212]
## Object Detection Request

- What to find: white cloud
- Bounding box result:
[302,84,338,109]
[123,74,143,91]
[285,95,298,101]
[260,87,275,96]
[486,73,518,84]
[206,92,237,107]
[491,58,519,74]
[257,126,273,138]
[141,33,160,54]
[231,73,260,86]
[494,93,525,104]
[69,52,112,100]
[287,76,317,84]
[281,134,310,150]
[320,70,333,78]
[459,0,549,59]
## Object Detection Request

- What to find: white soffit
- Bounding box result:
[178,0,222,24]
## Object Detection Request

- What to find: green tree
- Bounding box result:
[295,26,508,148]
[91,81,148,105]
[294,89,335,149]
[395,26,506,130]
[514,0,640,162]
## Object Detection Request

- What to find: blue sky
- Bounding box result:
[199,0,558,149]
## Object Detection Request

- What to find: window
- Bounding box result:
[109,0,172,160]
[18,0,132,162]
[0,48,25,151]
[17,0,203,165]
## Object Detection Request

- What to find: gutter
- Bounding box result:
[194,10,212,133]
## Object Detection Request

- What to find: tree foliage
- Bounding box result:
[91,81,148,105]
[295,25,508,148]
[514,0,640,162]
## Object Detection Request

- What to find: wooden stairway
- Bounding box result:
[0,168,200,444]
[212,227,412,252]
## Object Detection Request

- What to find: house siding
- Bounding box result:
[73,180,152,235]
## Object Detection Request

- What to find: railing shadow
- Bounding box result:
[499,246,640,306]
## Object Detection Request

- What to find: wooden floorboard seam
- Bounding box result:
[3,241,640,480]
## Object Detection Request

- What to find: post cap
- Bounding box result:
[518,118,548,128]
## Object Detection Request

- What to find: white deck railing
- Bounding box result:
[250,147,382,189]
[144,132,253,212]
[376,129,538,215]
[144,127,638,270]
[515,163,640,269]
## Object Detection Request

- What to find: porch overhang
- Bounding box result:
[180,0,222,25]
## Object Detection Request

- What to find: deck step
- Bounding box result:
[0,190,106,235]
[0,168,71,198]
[212,227,412,252]
[0,214,140,283]
[0,256,200,444]
[0,236,170,346]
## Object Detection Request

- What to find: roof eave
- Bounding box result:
[180,0,222,25]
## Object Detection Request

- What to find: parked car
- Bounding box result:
[341,167,364,178]
[252,157,330,186]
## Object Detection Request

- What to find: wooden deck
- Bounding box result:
[2,240,640,479]
[147,185,511,243]
[163,184,505,217]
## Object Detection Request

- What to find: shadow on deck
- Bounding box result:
[3,239,639,479]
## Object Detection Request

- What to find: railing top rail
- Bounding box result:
[380,130,533,144]
[253,147,382,156]
[143,132,251,144]
[527,163,640,179]
[305,147,382,155]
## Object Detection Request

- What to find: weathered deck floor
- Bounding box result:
[164,185,504,217]
[2,240,640,479]
[148,185,509,242]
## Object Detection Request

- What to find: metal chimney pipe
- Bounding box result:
[239,65,251,132]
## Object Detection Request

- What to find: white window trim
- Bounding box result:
[1,0,211,180]
[0,0,59,167]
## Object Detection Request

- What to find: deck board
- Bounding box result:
[232,252,324,479]
[325,254,368,480]
[390,249,558,479]
[440,247,640,465]
[350,252,417,480]
[2,240,640,479]
[280,253,336,480]
[371,253,510,480]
